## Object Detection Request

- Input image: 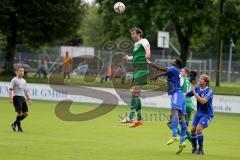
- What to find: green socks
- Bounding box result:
[129,95,142,121]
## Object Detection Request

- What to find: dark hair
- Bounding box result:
[15,65,24,71]
[176,58,183,68]
[130,27,143,37]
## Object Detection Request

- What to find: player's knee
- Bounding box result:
[179,115,185,122]
[17,112,23,116]
[196,125,203,134]
[23,113,28,117]
[171,109,178,116]
[191,126,196,134]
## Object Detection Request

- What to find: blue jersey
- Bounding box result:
[186,86,214,116]
[166,66,182,95]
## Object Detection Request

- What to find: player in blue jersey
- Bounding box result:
[186,74,214,155]
[147,59,187,154]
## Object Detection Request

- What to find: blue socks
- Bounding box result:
[191,133,204,151]
[191,134,197,150]
[197,133,204,151]
[171,115,179,137]
[179,120,187,143]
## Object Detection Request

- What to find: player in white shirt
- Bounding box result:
[9,66,32,132]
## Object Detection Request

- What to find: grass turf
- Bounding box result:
[0,99,240,160]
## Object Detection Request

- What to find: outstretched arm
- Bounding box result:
[150,73,167,82]
[146,59,167,72]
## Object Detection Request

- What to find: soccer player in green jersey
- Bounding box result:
[181,68,194,127]
[181,67,194,142]
[121,27,150,128]
[166,67,194,142]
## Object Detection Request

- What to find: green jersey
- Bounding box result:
[132,38,149,71]
[181,77,194,109]
[131,38,149,85]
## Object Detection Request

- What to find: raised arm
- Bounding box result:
[146,60,167,72]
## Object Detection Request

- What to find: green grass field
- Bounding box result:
[0,98,240,160]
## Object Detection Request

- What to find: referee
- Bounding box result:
[9,66,31,132]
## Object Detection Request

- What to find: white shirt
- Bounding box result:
[9,77,27,96]
[134,38,150,48]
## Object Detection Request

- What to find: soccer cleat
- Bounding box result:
[167,136,180,145]
[176,142,187,154]
[17,125,23,133]
[11,123,16,132]
[129,120,144,128]
[192,148,197,154]
[197,149,204,155]
[120,117,134,123]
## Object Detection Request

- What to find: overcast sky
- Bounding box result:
[84,0,95,4]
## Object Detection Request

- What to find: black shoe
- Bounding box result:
[192,148,197,154]
[197,149,204,155]
[11,123,16,132]
[17,125,23,133]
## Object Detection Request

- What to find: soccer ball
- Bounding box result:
[114,2,125,13]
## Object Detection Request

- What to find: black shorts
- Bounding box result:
[13,96,28,113]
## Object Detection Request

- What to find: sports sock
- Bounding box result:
[179,120,187,143]
[167,122,180,135]
[137,110,142,121]
[197,133,204,151]
[129,95,137,120]
[135,96,142,121]
[20,115,26,121]
[191,134,197,150]
[14,116,21,125]
[171,115,179,137]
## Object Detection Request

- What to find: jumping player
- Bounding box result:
[147,59,187,154]
[121,27,150,128]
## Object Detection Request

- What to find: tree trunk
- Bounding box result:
[179,39,190,67]
[2,11,17,75]
[173,18,191,67]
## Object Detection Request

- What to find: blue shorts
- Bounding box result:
[170,92,186,115]
[192,112,213,128]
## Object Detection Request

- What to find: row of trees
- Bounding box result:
[0,0,85,75]
[91,0,240,86]
[0,0,240,85]
[95,0,240,64]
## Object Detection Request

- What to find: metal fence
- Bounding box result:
[0,45,239,83]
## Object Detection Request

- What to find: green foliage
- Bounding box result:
[219,0,240,42]
[0,0,86,74]
[79,4,105,48]
[0,0,86,49]
[96,0,158,40]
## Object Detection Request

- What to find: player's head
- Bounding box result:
[198,74,210,87]
[130,27,143,42]
[15,66,25,78]
[181,67,190,77]
[171,58,183,68]
[66,51,69,56]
